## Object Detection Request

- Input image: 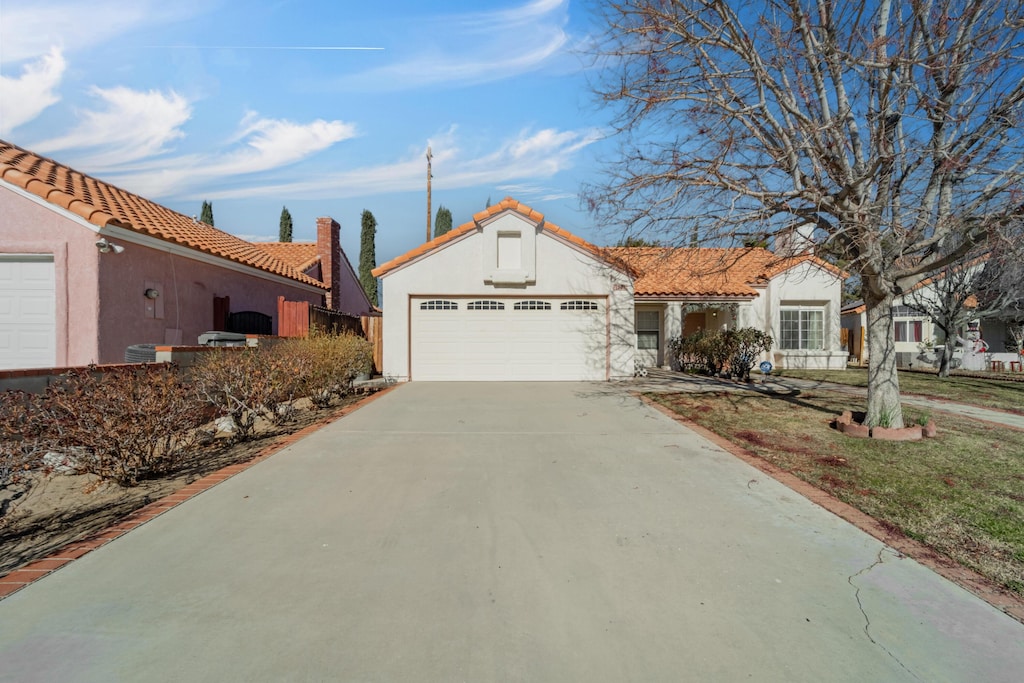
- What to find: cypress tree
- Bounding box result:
[433,205,453,238]
[199,200,214,227]
[279,206,293,242]
[359,210,379,307]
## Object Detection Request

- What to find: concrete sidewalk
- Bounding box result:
[0,382,1021,682]
[621,369,1024,429]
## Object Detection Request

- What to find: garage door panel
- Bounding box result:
[0,256,56,370]
[411,297,606,381]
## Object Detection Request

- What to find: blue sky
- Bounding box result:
[0,0,623,263]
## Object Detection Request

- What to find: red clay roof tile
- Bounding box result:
[0,139,325,289]
[607,247,844,298]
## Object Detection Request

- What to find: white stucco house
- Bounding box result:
[372,199,848,381]
[609,244,849,373]
[841,257,1022,370]
[371,198,635,381]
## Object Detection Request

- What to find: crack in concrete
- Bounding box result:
[848,548,924,681]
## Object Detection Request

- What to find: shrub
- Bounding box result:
[280,333,374,409]
[666,327,773,380]
[42,366,207,486]
[726,328,774,381]
[191,347,298,440]
[0,390,47,489]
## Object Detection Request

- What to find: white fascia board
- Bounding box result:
[4,178,325,294]
[2,179,104,234]
[102,224,326,295]
[4,179,325,294]
[377,228,478,279]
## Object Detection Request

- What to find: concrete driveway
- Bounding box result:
[0,382,1021,682]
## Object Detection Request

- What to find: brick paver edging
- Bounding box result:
[640,393,1024,625]
[0,387,395,600]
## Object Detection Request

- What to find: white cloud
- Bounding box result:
[198,125,600,201]
[0,47,66,135]
[100,113,357,197]
[0,1,208,63]
[331,0,572,91]
[32,86,192,167]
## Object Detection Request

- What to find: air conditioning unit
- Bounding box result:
[896,351,913,368]
[198,331,248,347]
[125,343,158,363]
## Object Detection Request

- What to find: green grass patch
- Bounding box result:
[775,367,1024,414]
[649,389,1024,596]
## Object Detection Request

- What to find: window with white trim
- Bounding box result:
[420,300,458,310]
[513,300,551,310]
[636,310,660,350]
[467,300,504,310]
[893,305,925,342]
[780,306,824,350]
[560,300,598,311]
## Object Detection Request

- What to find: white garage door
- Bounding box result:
[411,296,607,381]
[0,255,57,370]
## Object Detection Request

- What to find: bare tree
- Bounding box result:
[905,250,984,377]
[974,236,1024,353]
[587,0,1024,426]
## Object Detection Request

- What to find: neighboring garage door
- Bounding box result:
[0,254,57,370]
[411,296,607,381]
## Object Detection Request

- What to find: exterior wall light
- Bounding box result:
[144,288,160,299]
[96,238,125,254]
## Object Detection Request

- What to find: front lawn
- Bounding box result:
[776,367,1024,414]
[649,389,1024,597]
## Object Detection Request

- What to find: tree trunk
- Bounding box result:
[863,290,905,428]
[937,337,955,378]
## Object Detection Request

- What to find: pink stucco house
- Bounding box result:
[0,139,371,370]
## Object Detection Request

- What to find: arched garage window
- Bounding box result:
[467,300,504,310]
[560,300,598,310]
[514,300,552,310]
[420,300,458,310]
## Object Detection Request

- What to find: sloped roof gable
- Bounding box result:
[0,139,325,289]
[372,197,628,278]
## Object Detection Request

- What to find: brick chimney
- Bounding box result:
[316,217,341,309]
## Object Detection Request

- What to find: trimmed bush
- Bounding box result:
[279,333,373,409]
[0,390,47,488]
[42,366,207,486]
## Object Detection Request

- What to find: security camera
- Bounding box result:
[95,238,124,254]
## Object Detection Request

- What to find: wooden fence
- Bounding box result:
[278,297,361,337]
[361,314,383,373]
[277,297,383,372]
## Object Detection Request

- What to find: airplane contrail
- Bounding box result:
[144,45,384,50]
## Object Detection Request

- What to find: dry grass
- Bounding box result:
[776,367,1024,414]
[649,390,1024,596]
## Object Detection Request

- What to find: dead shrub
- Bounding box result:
[191,347,299,440]
[281,333,373,409]
[42,365,207,486]
[0,390,47,489]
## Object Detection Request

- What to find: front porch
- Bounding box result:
[633,301,847,372]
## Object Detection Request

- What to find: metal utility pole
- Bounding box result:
[426,146,433,242]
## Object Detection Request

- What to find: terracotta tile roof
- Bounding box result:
[607,247,845,298]
[251,242,321,272]
[0,139,326,289]
[372,197,624,278]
